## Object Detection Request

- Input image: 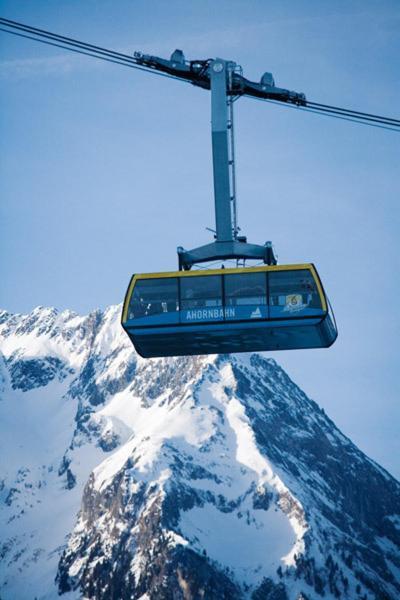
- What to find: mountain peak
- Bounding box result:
[0,305,399,599]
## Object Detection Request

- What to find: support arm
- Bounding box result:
[132,49,299,269]
[210,59,235,242]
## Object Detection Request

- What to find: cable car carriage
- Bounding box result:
[122,264,337,357]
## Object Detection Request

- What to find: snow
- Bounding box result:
[93,387,215,491]
[179,499,295,586]
[0,308,113,598]
[0,372,105,598]
[211,363,307,566]
[166,530,189,547]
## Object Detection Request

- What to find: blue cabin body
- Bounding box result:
[121,264,337,358]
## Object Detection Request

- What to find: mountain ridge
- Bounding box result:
[0,305,399,599]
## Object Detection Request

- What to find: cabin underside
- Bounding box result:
[123,315,337,358]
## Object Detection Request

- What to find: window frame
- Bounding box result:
[267,269,324,319]
[128,276,179,323]
[125,267,326,328]
[223,271,268,321]
[179,274,224,323]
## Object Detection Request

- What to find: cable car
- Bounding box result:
[118,52,338,358]
[122,264,337,358]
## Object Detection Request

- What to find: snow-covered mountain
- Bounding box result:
[0,305,399,600]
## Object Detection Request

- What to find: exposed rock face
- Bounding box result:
[0,305,399,600]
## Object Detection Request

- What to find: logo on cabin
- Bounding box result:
[250,307,262,318]
[284,294,304,313]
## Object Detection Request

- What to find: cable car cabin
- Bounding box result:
[121,264,337,358]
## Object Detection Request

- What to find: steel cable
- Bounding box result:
[1,17,399,131]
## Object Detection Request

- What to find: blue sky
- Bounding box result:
[1,0,399,477]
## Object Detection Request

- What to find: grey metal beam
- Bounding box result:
[177,240,277,270]
[134,49,286,269]
[210,60,234,242]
